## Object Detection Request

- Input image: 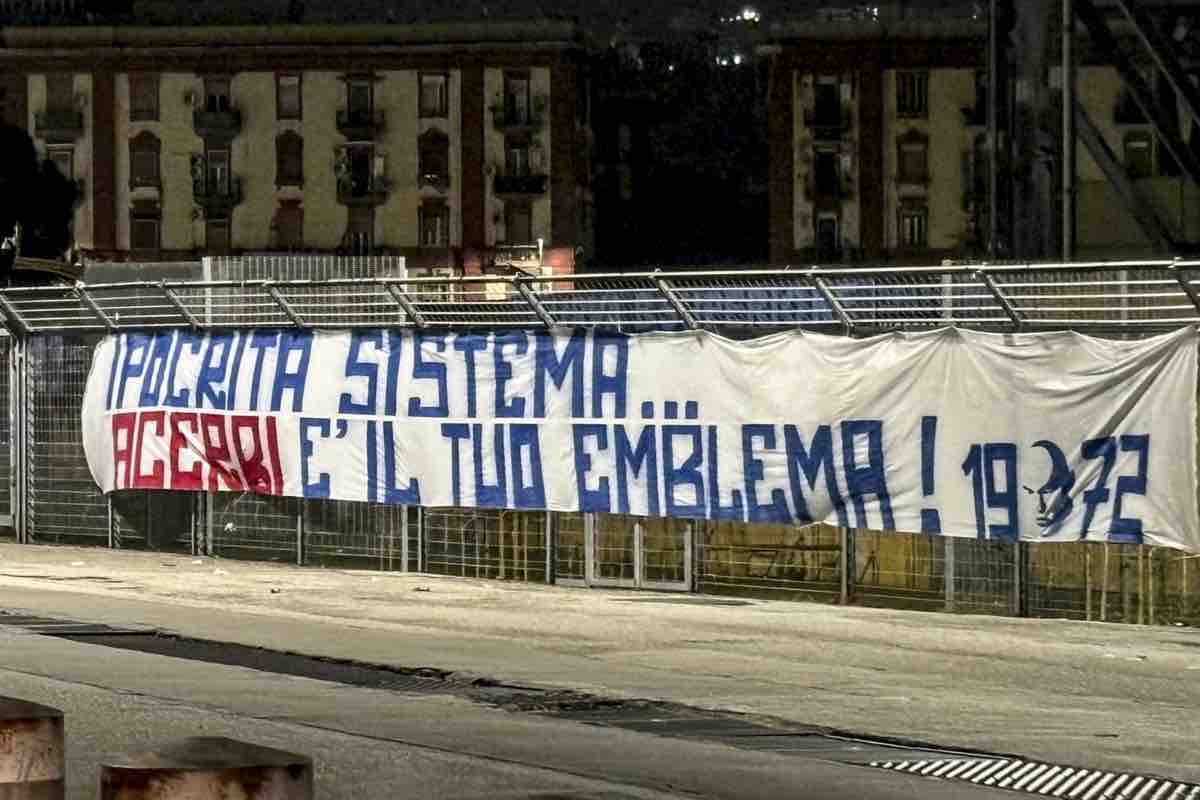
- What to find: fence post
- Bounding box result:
[944,537,956,612]
[1012,541,1025,616]
[839,528,856,604]
[296,501,305,566]
[545,512,554,584]
[9,337,25,544]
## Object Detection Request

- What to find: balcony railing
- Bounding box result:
[804,105,853,140]
[804,175,853,203]
[193,108,242,139]
[337,109,385,141]
[192,176,243,216]
[494,173,548,196]
[491,99,547,132]
[337,175,392,206]
[34,109,84,143]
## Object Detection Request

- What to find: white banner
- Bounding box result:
[81,327,1200,551]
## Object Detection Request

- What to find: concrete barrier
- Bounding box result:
[100,738,312,800]
[0,697,65,800]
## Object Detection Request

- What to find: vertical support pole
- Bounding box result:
[633,521,645,587]
[1085,543,1093,621]
[584,513,596,586]
[945,536,957,612]
[1101,543,1110,622]
[1148,547,1155,626]
[1122,544,1134,622]
[1012,541,1024,616]
[204,493,214,556]
[1137,545,1146,624]
[401,506,410,573]
[1062,0,1075,260]
[9,337,24,544]
[988,0,999,257]
[17,338,30,545]
[839,527,849,604]
[296,502,305,567]
[107,496,114,549]
[545,512,554,585]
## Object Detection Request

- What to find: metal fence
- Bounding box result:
[2,257,1199,627]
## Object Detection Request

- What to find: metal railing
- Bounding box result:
[3,258,1199,337]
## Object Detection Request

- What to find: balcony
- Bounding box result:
[804,105,853,141]
[491,98,547,132]
[337,175,392,206]
[193,108,242,140]
[494,173,548,196]
[1114,95,1147,126]
[337,109,385,141]
[192,176,243,217]
[35,109,84,144]
[419,171,450,192]
[804,175,853,204]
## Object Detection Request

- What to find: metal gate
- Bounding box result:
[576,513,693,591]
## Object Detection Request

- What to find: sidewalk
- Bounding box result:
[0,541,1197,782]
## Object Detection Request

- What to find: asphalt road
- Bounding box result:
[0,543,1196,797]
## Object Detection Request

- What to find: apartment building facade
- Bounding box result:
[0,21,596,276]
[765,14,1200,265]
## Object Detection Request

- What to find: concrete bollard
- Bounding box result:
[100,738,312,800]
[0,697,65,800]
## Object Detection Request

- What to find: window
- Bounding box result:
[897,133,929,183]
[419,73,448,118]
[814,149,839,197]
[277,74,301,120]
[129,131,160,188]
[504,72,531,124]
[816,214,839,260]
[418,129,449,188]
[897,71,928,117]
[900,203,929,248]
[206,219,230,254]
[504,200,532,244]
[276,131,304,186]
[130,212,160,255]
[506,141,531,176]
[204,77,231,113]
[129,73,159,121]
[420,201,449,246]
[274,202,303,250]
[1124,132,1153,178]
[813,78,840,127]
[48,147,73,180]
[347,206,373,254]
[46,74,73,111]
[347,78,372,116]
[205,149,229,194]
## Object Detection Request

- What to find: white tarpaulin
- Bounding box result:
[81,326,1200,551]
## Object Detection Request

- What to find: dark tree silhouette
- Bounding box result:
[0,125,80,277]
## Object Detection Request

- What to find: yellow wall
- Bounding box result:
[26,73,95,251]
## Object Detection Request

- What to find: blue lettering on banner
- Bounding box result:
[271,331,312,412]
[962,442,1019,541]
[784,425,848,528]
[573,424,611,513]
[441,423,471,507]
[115,333,151,410]
[841,420,895,530]
[197,332,235,410]
[164,330,204,408]
[534,329,585,418]
[473,423,507,508]
[138,331,177,408]
[366,420,379,503]
[707,426,745,521]
[509,424,546,509]
[383,330,405,416]
[339,330,383,415]
[615,424,659,516]
[663,424,705,518]
[591,332,629,419]
[1111,434,1149,544]
[382,420,421,505]
[300,417,331,499]
[452,333,488,418]
[105,334,123,411]
[227,332,249,410]
[494,332,529,418]
[741,425,791,524]
[410,334,449,418]
[244,331,280,412]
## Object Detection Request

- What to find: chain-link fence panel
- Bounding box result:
[948,538,1020,615]
[209,493,300,563]
[0,335,11,524]
[27,335,109,546]
[854,530,946,611]
[697,520,841,600]
[553,512,587,582]
[110,491,196,553]
[422,507,548,582]
[302,499,408,570]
